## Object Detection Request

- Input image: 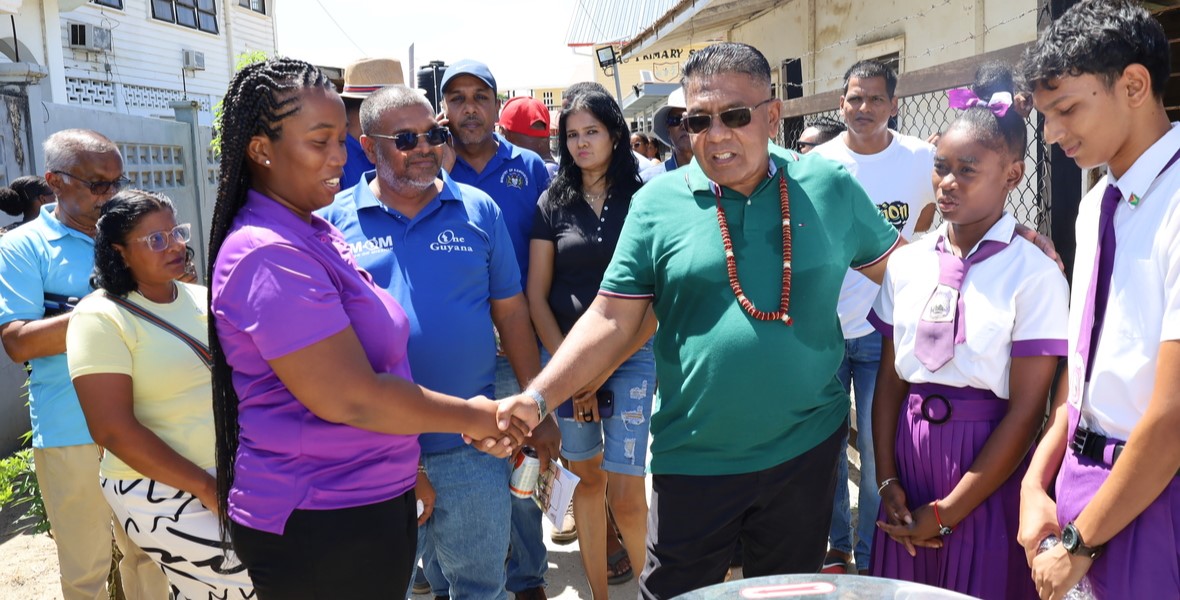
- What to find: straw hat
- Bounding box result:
[341,58,405,99]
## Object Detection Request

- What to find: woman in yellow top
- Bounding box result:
[67,190,253,600]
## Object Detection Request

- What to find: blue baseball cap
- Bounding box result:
[440,59,498,95]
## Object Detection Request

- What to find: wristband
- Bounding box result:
[933,498,953,536]
[877,477,899,496]
[523,388,548,420]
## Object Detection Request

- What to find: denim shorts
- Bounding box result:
[548,339,655,476]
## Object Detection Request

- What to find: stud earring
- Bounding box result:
[264,159,271,165]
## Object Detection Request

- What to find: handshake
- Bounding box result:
[462,392,560,464]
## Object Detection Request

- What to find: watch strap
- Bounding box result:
[523,388,548,420]
[1064,522,1104,560]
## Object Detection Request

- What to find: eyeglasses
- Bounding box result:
[666,114,684,128]
[631,141,646,149]
[681,98,775,135]
[52,171,131,196]
[134,223,191,252]
[796,141,819,152]
[367,127,452,152]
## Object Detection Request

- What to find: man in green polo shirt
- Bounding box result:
[493,42,902,598]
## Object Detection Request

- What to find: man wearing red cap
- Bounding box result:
[499,97,557,177]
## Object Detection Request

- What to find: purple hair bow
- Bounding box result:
[947,88,1012,117]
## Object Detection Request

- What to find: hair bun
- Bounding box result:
[971,62,1017,110]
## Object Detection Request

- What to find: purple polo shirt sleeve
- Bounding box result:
[217,243,351,360]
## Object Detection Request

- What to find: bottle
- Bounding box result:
[1037,535,1096,600]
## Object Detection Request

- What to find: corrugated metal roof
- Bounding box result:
[566,0,684,46]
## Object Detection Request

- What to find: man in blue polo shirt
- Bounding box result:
[320,85,551,600]
[0,129,167,600]
[439,59,552,600]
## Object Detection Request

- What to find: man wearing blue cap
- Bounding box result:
[439,59,552,600]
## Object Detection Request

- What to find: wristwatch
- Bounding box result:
[1062,522,1104,560]
[522,388,548,420]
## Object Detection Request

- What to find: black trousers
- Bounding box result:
[231,491,417,599]
[639,421,846,599]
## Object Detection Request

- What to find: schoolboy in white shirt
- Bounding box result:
[1018,1,1180,598]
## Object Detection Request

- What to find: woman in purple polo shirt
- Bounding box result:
[206,57,526,599]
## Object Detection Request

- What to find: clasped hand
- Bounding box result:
[462,395,530,457]
[875,483,944,557]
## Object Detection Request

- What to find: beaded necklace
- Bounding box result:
[712,171,793,325]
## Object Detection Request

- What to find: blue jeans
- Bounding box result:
[829,330,882,570]
[554,340,655,476]
[495,355,549,592]
[416,444,512,599]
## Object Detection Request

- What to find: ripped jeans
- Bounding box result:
[551,339,655,475]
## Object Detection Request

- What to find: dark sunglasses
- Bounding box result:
[796,140,819,152]
[666,114,683,128]
[367,127,452,152]
[52,170,131,195]
[681,98,774,135]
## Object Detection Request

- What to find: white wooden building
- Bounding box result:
[2,0,276,126]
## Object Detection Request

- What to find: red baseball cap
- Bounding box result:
[499,96,551,138]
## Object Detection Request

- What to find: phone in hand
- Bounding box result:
[595,389,614,419]
[554,389,615,419]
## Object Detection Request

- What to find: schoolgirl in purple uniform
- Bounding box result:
[1018,2,1180,599]
[867,63,1069,599]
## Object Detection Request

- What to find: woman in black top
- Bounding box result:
[527,91,657,600]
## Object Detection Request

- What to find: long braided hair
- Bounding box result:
[207,57,332,541]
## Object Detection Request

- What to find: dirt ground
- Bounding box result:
[0,502,62,600]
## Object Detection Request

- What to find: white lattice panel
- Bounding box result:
[66,77,115,108]
[120,143,187,191]
[123,84,213,112]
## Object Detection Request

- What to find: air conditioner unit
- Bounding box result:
[182,49,206,71]
[68,22,113,52]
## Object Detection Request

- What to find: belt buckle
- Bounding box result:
[920,394,952,425]
[1070,427,1103,461]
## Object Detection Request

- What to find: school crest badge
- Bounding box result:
[501,169,528,190]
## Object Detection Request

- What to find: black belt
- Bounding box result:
[1069,426,1123,465]
[1070,426,1180,476]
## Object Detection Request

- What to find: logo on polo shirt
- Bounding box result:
[877,200,910,231]
[501,168,528,190]
[351,235,394,257]
[429,229,473,253]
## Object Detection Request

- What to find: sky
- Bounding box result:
[273,0,595,91]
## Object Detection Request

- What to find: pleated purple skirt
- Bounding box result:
[870,383,1035,600]
[1055,405,1180,598]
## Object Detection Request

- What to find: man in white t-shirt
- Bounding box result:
[811,59,935,575]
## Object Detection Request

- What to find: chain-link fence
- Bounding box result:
[780,87,1051,234]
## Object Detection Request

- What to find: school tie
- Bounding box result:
[914,236,1010,371]
[1076,184,1122,380]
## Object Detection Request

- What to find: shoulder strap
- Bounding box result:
[102,291,212,370]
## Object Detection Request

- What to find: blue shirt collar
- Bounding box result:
[34,203,94,243]
[453,133,522,174]
[352,169,464,213]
